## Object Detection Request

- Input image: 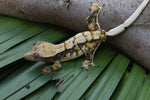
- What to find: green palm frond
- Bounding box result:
[0,16,149,100]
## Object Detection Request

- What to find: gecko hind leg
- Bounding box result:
[86,1,104,31]
[42,60,61,74]
[81,40,101,70]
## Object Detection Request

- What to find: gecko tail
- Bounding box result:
[106,0,149,36]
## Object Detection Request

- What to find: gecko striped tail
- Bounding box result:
[106,0,149,36]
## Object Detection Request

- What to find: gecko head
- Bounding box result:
[24,41,57,61]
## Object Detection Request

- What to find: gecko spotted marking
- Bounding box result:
[24,0,149,74]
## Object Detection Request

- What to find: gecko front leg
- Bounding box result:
[81,40,102,70]
[42,60,61,74]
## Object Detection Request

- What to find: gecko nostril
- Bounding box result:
[24,55,29,60]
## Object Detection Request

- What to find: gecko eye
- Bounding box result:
[34,53,39,56]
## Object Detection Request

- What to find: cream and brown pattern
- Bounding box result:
[24,1,106,73]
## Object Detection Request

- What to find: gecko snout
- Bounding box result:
[24,52,36,61]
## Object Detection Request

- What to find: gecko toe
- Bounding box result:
[81,65,89,71]
[85,68,89,71]
[42,66,51,74]
[81,66,84,69]
[40,68,45,75]
[91,63,96,67]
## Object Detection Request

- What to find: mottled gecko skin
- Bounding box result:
[24,1,106,73]
[24,0,149,73]
[24,30,106,73]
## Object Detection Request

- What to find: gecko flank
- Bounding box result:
[24,0,149,74]
[24,30,106,73]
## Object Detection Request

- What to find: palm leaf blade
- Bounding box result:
[84,53,130,100]
[111,64,145,100]
[0,16,149,100]
[24,82,57,100]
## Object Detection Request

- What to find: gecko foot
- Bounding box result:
[42,66,51,74]
[91,63,96,67]
[81,60,96,71]
[81,65,89,71]
[42,62,61,74]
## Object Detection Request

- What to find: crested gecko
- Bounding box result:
[24,0,149,74]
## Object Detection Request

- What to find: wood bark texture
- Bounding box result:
[0,0,150,70]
